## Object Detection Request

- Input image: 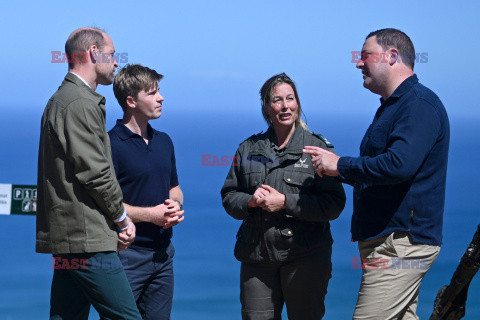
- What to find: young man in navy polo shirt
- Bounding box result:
[109,64,184,320]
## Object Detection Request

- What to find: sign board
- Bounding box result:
[0,184,37,215]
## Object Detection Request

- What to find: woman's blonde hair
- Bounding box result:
[259,73,307,129]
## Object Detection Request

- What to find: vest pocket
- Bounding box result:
[234,221,263,262]
[283,170,314,193]
[246,172,263,192]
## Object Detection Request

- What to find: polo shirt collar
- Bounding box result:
[113,119,158,141]
[64,72,106,106]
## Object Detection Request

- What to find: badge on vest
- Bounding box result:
[294,158,309,169]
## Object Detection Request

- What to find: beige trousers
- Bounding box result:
[353,232,440,320]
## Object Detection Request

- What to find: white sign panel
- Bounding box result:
[0,184,12,215]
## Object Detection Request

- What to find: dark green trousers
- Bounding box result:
[240,249,332,320]
[50,251,142,320]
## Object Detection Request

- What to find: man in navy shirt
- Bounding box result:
[304,28,449,319]
[109,64,184,320]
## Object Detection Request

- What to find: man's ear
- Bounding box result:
[89,45,99,63]
[389,48,399,65]
[126,96,136,109]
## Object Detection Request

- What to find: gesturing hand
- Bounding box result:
[303,146,340,177]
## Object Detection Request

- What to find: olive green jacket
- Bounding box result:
[36,73,125,254]
[221,126,346,262]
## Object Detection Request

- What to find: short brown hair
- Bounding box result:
[65,27,106,69]
[113,64,164,111]
[367,28,416,70]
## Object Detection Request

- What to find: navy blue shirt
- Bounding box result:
[109,120,179,249]
[337,75,449,246]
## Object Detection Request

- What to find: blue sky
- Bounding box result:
[2,1,480,118]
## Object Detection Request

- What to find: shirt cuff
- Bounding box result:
[113,210,127,223]
[337,157,353,183]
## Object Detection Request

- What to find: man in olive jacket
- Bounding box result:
[36,27,142,320]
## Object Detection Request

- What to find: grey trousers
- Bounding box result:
[240,249,332,320]
[353,232,440,320]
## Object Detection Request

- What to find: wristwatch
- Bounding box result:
[174,200,183,210]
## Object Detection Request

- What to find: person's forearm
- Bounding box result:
[169,186,183,206]
[123,203,153,223]
[222,192,253,220]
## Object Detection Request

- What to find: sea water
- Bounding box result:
[1,113,479,319]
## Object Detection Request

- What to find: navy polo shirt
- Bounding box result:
[337,75,449,246]
[109,120,179,249]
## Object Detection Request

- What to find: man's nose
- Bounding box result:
[356,59,364,69]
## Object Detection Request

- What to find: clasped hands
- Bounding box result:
[118,199,184,251]
[247,184,286,212]
[150,199,185,229]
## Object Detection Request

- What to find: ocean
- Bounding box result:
[1,112,479,319]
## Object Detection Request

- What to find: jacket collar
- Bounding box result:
[251,125,305,155]
[282,125,304,154]
[64,72,105,106]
